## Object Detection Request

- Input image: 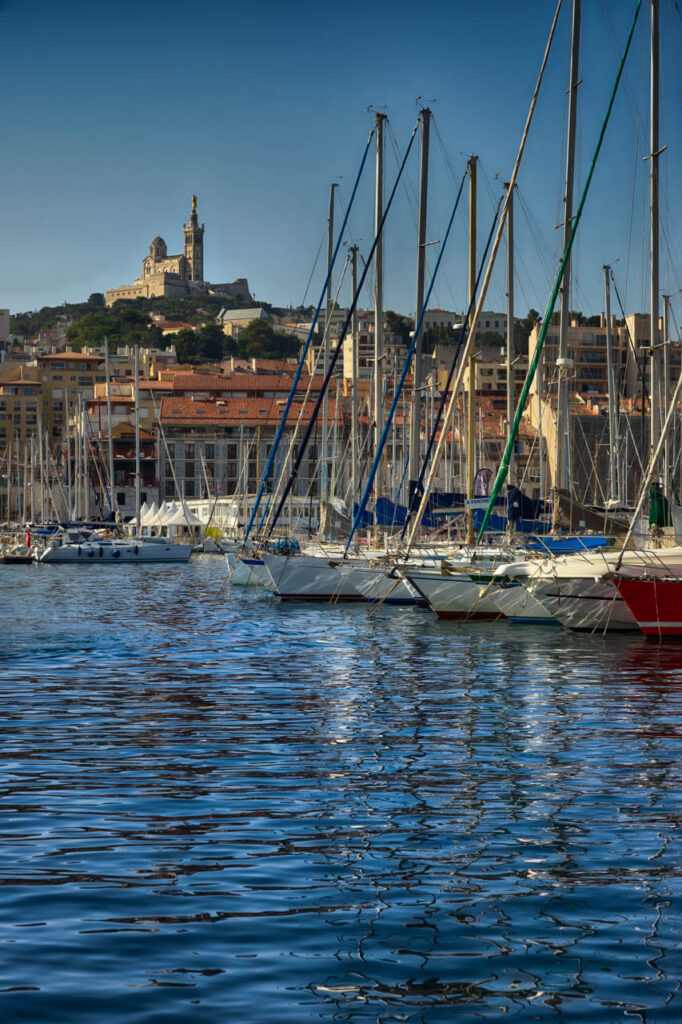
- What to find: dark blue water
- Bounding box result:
[0,557,681,1023]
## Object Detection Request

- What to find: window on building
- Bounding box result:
[117,492,126,505]
[205,443,215,460]
[185,480,196,497]
[185,444,195,460]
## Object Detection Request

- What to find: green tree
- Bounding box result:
[88,292,105,308]
[236,320,299,359]
[477,330,505,348]
[173,328,200,363]
[195,324,227,362]
[67,312,114,350]
[386,310,411,344]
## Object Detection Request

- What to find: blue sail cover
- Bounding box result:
[353,491,547,534]
[375,495,504,529]
[473,510,550,535]
[507,486,548,521]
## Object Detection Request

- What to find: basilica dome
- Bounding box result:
[150,236,167,258]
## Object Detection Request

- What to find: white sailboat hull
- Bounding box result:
[226,554,276,590]
[39,539,192,563]
[261,553,366,602]
[523,575,637,632]
[404,568,503,620]
[335,564,420,605]
[491,583,558,625]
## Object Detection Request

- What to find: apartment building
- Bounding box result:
[157,395,343,506]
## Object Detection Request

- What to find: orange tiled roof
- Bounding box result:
[37,352,103,362]
[172,372,327,392]
[160,396,342,427]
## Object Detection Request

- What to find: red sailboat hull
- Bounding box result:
[614,578,682,637]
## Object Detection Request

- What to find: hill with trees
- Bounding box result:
[10,292,301,363]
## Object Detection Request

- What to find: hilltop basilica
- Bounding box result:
[105,195,251,307]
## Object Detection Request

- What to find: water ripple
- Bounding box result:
[0,558,680,1022]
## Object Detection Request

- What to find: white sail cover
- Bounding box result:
[140,501,160,526]
[129,501,149,527]
[164,503,204,527]
[157,501,178,525]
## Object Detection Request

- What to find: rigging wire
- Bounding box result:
[267,118,421,538]
[245,126,376,540]
[477,0,643,541]
[345,164,473,553]
[259,255,351,537]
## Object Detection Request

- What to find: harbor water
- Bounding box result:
[1,557,681,1022]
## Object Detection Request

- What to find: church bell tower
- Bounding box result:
[183,194,205,283]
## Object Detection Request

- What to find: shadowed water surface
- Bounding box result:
[0,557,681,1022]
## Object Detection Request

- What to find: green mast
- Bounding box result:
[476,0,642,543]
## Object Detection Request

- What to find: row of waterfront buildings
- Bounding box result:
[0,298,674,525]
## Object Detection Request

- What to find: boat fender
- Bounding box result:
[99,546,103,557]
[87,549,95,557]
[78,546,82,557]
[112,550,121,559]
[134,545,139,555]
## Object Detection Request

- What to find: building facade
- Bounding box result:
[106,196,252,306]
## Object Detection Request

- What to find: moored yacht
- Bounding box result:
[38,529,192,564]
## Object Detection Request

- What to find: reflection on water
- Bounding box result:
[0,558,680,1022]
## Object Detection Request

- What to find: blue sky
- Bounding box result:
[1,0,681,326]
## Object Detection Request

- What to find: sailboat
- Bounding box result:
[39,346,192,565]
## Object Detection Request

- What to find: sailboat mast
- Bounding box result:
[321,182,337,521]
[134,344,141,531]
[105,336,116,518]
[82,404,89,521]
[73,406,79,520]
[23,441,28,524]
[39,412,47,522]
[15,432,20,522]
[555,0,581,496]
[663,293,671,492]
[6,437,11,524]
[604,265,619,503]
[64,391,72,519]
[373,114,386,529]
[505,182,515,487]
[466,156,477,544]
[649,0,661,471]
[350,244,359,503]
[409,107,431,499]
